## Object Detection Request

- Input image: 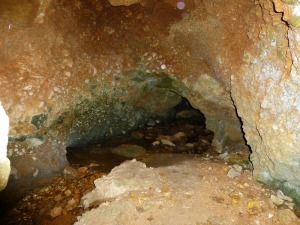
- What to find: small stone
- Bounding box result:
[172,132,186,140]
[278,209,298,224]
[63,166,79,178]
[78,167,88,173]
[65,198,78,211]
[33,169,39,177]
[161,139,175,147]
[201,139,210,145]
[152,141,160,146]
[50,206,62,218]
[271,194,284,206]
[227,167,242,178]
[186,143,194,148]
[284,201,295,210]
[65,190,72,196]
[23,85,32,91]
[54,194,62,202]
[277,190,293,202]
[218,152,229,159]
[88,163,100,168]
[233,164,243,172]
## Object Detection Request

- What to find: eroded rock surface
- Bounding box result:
[81,159,161,208]
[0,0,300,206]
[231,0,300,204]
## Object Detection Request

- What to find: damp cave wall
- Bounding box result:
[1,0,300,204]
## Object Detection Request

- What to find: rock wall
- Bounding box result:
[1,0,300,205]
[231,0,300,205]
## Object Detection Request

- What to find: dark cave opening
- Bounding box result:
[66,97,214,172]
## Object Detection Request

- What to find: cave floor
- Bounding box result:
[2,116,300,225]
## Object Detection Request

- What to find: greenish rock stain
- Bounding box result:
[281,0,299,5]
[31,113,48,130]
[13,69,187,148]
[277,49,284,59]
[130,69,188,95]
[255,170,300,207]
[288,16,300,27]
[8,134,45,142]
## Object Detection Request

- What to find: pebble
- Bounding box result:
[277,190,293,202]
[172,132,186,140]
[50,206,62,218]
[152,141,160,146]
[161,139,175,147]
[54,194,62,202]
[232,164,242,171]
[65,189,72,196]
[278,209,298,224]
[63,166,79,178]
[218,152,229,159]
[227,165,242,178]
[88,163,100,168]
[66,198,77,211]
[284,201,295,210]
[78,167,88,173]
[186,143,194,148]
[271,194,284,206]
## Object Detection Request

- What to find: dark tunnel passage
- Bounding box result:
[66,97,214,172]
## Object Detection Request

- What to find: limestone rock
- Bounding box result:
[278,209,298,224]
[161,139,176,147]
[227,165,243,178]
[271,195,284,206]
[50,206,62,218]
[81,159,162,208]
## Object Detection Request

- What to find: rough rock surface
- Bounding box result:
[75,156,300,225]
[0,0,300,206]
[231,0,300,205]
[81,159,161,208]
[0,101,10,191]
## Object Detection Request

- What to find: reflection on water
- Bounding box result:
[67,110,214,173]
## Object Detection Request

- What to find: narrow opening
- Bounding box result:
[66,97,214,172]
